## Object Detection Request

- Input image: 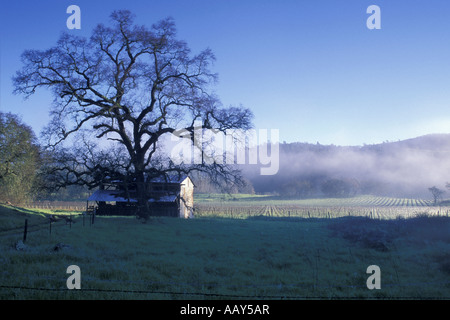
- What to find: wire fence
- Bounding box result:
[0,213,94,241]
[24,201,86,211]
[1,278,449,300]
[1,266,449,300]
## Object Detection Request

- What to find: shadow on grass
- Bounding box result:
[327,214,450,251]
[248,214,450,253]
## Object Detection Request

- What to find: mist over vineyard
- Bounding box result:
[241,133,450,199]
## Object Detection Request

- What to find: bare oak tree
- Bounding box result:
[13,10,253,218]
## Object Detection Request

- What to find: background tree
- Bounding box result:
[320,178,355,198]
[446,182,450,191]
[13,10,253,219]
[0,112,40,204]
[281,179,314,198]
[429,186,445,205]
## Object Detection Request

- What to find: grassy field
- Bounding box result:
[0,200,449,300]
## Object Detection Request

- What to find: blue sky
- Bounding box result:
[1,0,450,146]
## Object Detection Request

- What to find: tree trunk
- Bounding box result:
[135,170,150,220]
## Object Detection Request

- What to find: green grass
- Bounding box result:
[0,205,46,231]
[0,204,449,299]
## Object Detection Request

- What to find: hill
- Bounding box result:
[241,133,450,198]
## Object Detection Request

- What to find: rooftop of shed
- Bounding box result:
[88,189,179,203]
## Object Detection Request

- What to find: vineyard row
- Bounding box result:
[193,204,448,219]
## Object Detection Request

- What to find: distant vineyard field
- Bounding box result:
[194,194,449,219]
[195,194,435,207]
[23,201,86,211]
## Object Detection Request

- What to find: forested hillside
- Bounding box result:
[241,134,450,198]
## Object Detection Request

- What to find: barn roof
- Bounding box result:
[87,190,178,203]
[147,174,189,184]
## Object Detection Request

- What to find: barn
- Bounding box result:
[86,175,194,218]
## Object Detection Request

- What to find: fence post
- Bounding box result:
[23,219,28,243]
[91,208,95,225]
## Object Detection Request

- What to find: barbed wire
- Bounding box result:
[0,221,48,233]
[2,268,450,291]
[1,271,449,300]
[0,284,448,300]
[0,219,74,238]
